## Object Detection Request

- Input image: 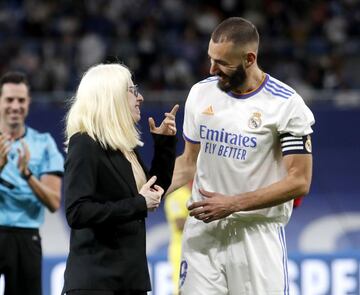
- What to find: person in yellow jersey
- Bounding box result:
[164,182,192,295]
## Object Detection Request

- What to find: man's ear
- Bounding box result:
[245,52,256,68]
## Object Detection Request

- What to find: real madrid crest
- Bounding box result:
[305,135,312,153]
[248,112,262,129]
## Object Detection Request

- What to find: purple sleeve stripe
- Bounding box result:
[183,133,200,144]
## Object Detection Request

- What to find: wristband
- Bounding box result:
[21,169,33,181]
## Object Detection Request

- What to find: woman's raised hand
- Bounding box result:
[148,104,179,136]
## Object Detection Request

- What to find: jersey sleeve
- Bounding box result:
[278,93,315,155]
[39,134,65,176]
[183,85,200,143]
[278,93,315,136]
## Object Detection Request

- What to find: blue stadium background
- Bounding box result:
[28,100,360,251]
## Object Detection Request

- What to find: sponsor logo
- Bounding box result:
[202,105,214,115]
[200,125,257,148]
[200,125,257,161]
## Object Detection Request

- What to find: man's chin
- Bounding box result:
[9,121,21,129]
[217,81,232,93]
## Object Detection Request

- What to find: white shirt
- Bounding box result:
[183,74,315,224]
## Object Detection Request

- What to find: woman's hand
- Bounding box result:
[148,104,179,136]
[139,176,164,211]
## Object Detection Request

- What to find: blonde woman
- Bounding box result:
[62,63,178,295]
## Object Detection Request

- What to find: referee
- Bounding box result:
[0,71,64,295]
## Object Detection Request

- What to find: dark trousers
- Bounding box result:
[66,291,147,295]
[0,226,42,295]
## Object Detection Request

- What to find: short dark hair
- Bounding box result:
[0,71,30,96]
[211,17,259,46]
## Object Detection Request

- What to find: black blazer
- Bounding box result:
[62,132,176,293]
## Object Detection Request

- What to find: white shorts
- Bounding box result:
[179,217,289,295]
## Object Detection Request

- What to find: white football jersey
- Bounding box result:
[183,74,315,224]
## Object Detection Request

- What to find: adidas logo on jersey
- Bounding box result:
[202,105,214,115]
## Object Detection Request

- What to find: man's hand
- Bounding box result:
[0,133,11,170]
[17,139,30,175]
[148,104,179,136]
[188,189,236,223]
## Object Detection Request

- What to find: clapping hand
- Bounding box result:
[0,133,11,171]
[17,139,30,176]
[148,104,179,136]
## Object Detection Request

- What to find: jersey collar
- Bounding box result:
[227,74,269,99]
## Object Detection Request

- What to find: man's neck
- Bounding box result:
[0,124,25,140]
[234,67,264,94]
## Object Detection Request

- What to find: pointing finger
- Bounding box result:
[169,104,179,116]
[144,176,157,189]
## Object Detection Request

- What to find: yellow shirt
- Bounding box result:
[164,186,191,294]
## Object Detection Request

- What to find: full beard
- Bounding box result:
[217,66,247,93]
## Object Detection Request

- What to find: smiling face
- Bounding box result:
[208,39,248,92]
[0,82,30,130]
[216,64,247,93]
[128,84,144,123]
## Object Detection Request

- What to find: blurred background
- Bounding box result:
[0,0,360,294]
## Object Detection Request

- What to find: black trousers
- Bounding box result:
[66,291,147,295]
[0,226,42,295]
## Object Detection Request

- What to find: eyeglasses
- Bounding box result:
[128,84,140,98]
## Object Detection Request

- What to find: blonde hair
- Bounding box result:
[65,63,142,152]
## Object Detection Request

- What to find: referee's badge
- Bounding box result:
[248,112,262,129]
[305,135,312,153]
